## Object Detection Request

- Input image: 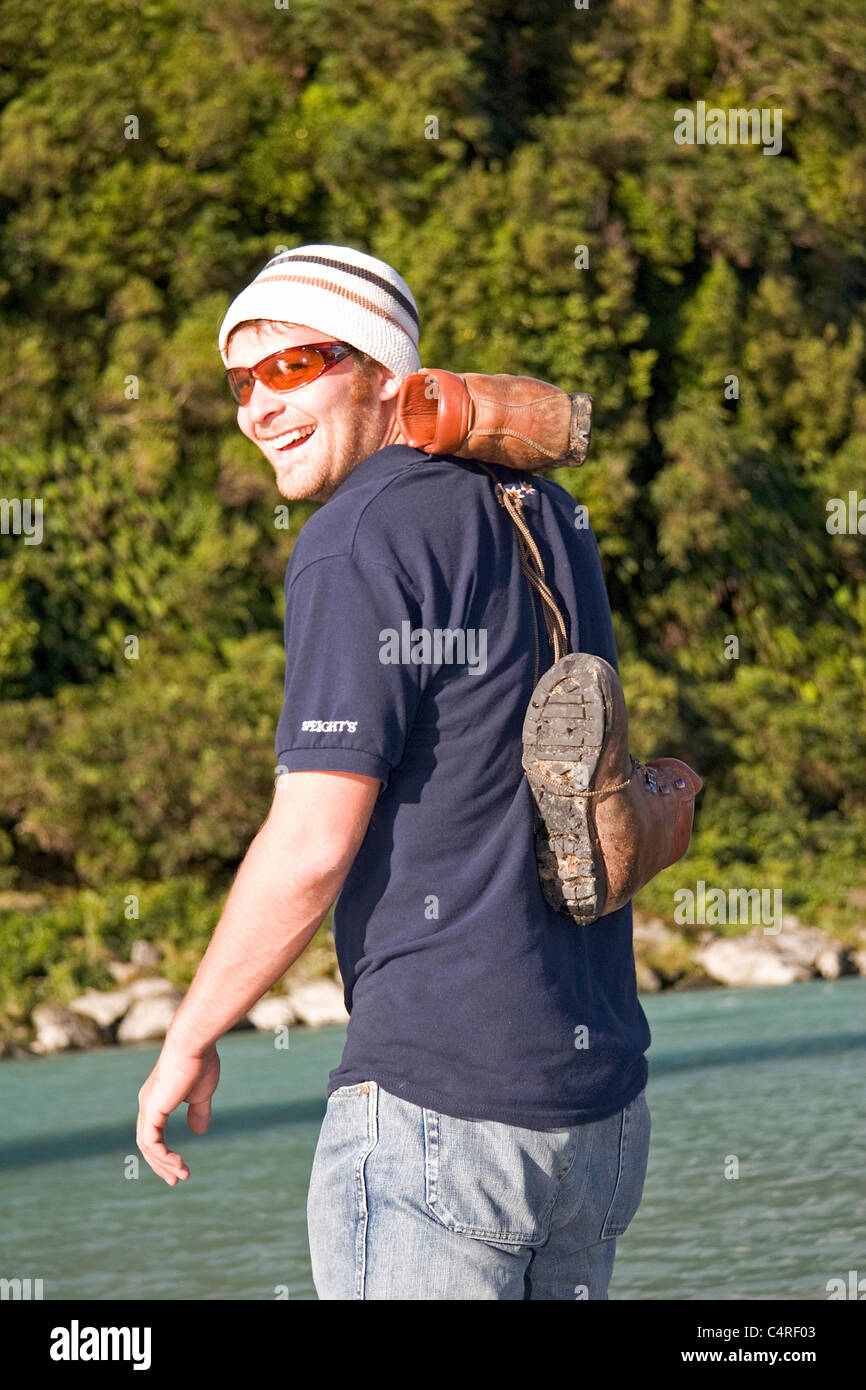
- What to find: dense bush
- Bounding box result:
[1,0,865,975]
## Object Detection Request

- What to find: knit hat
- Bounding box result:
[217,243,421,379]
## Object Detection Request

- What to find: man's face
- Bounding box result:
[226,322,400,502]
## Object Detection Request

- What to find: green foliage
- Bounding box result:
[0,877,223,1023]
[1,0,865,961]
[0,632,285,887]
[0,880,337,1030]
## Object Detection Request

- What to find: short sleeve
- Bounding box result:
[274,553,427,790]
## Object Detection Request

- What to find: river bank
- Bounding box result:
[2,908,865,1059]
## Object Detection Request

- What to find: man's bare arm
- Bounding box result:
[136,769,379,1184]
[165,769,380,1055]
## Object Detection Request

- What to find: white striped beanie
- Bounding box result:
[217,243,421,379]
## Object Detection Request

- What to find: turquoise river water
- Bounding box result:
[1,976,863,1300]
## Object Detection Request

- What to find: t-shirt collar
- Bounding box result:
[328,444,427,501]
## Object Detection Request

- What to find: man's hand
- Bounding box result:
[132,770,380,1185]
[136,1039,221,1186]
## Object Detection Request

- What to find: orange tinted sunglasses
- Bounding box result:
[226,341,355,406]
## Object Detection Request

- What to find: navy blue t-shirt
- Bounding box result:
[274,444,650,1128]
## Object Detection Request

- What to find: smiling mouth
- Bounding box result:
[262,425,317,451]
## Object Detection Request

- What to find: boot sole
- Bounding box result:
[522,653,615,925]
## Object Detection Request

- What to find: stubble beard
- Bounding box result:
[272,366,387,502]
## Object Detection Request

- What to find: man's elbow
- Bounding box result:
[258,770,380,888]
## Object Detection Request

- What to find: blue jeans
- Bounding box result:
[306,1080,650,1300]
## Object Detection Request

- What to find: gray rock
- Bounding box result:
[31,1004,103,1054]
[286,978,349,1027]
[635,960,662,993]
[632,916,671,947]
[695,938,812,988]
[107,960,138,985]
[247,996,297,1031]
[116,992,184,1043]
[131,940,162,970]
[763,927,847,979]
[126,976,179,1000]
[69,988,132,1028]
[815,947,846,980]
[849,949,866,977]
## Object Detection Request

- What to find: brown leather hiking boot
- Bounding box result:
[394,369,592,470]
[522,652,703,925]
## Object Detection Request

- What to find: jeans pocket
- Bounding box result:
[422,1108,566,1245]
[600,1089,651,1240]
[329,1082,373,1100]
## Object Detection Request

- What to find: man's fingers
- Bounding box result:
[186,1100,212,1134]
[137,1114,190,1183]
[135,1046,220,1185]
[144,1147,190,1185]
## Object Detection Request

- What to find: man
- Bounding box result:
[136,243,681,1300]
